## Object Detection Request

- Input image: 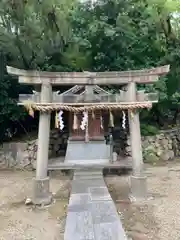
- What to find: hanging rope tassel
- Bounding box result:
[130,110,134,119]
[122,111,126,129]
[109,111,114,127]
[28,107,34,118]
[92,110,95,119]
[55,111,59,129]
[25,101,34,118]
[73,112,78,130]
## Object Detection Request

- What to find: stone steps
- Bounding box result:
[73,175,103,180]
[73,170,103,180]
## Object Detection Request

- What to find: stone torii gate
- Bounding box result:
[7,65,170,205]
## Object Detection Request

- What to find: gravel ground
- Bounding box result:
[106,163,180,240]
[0,170,71,240]
[1,165,180,240]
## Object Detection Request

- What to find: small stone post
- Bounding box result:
[33,83,52,205]
[127,82,147,201]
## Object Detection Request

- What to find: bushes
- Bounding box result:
[0,52,27,142]
[141,123,160,136]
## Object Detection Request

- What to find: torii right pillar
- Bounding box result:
[127,82,146,201]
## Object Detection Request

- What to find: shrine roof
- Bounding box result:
[59,85,110,96]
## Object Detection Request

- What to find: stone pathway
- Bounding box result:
[64,170,127,240]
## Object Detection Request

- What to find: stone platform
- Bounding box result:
[48,157,132,170]
[64,170,127,240]
[65,140,111,164]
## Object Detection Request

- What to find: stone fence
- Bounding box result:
[127,128,180,163]
[0,128,180,169]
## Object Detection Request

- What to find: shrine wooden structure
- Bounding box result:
[7,65,170,205]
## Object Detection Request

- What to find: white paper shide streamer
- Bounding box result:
[100,116,103,129]
[59,110,64,130]
[122,111,126,129]
[80,111,88,130]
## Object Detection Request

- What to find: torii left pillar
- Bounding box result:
[32,83,52,205]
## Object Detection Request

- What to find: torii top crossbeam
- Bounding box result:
[7,65,170,85]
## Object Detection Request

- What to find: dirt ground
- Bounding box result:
[106,163,180,240]
[0,165,180,239]
[0,170,71,240]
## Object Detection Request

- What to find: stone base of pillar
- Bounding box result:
[129,175,147,202]
[32,177,52,205]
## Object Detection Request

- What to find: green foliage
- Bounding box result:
[0,0,77,70]
[0,0,77,140]
[143,146,159,163]
[70,0,180,125]
[0,0,180,140]
[141,123,160,136]
[0,51,26,140]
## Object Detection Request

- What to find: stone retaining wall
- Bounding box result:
[0,128,180,169]
[128,129,180,163]
[0,129,68,169]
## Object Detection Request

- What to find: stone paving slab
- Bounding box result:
[64,170,127,240]
[94,221,127,240]
[90,201,118,224]
[69,193,91,207]
[65,211,95,240]
[71,179,105,194]
[89,187,111,201]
